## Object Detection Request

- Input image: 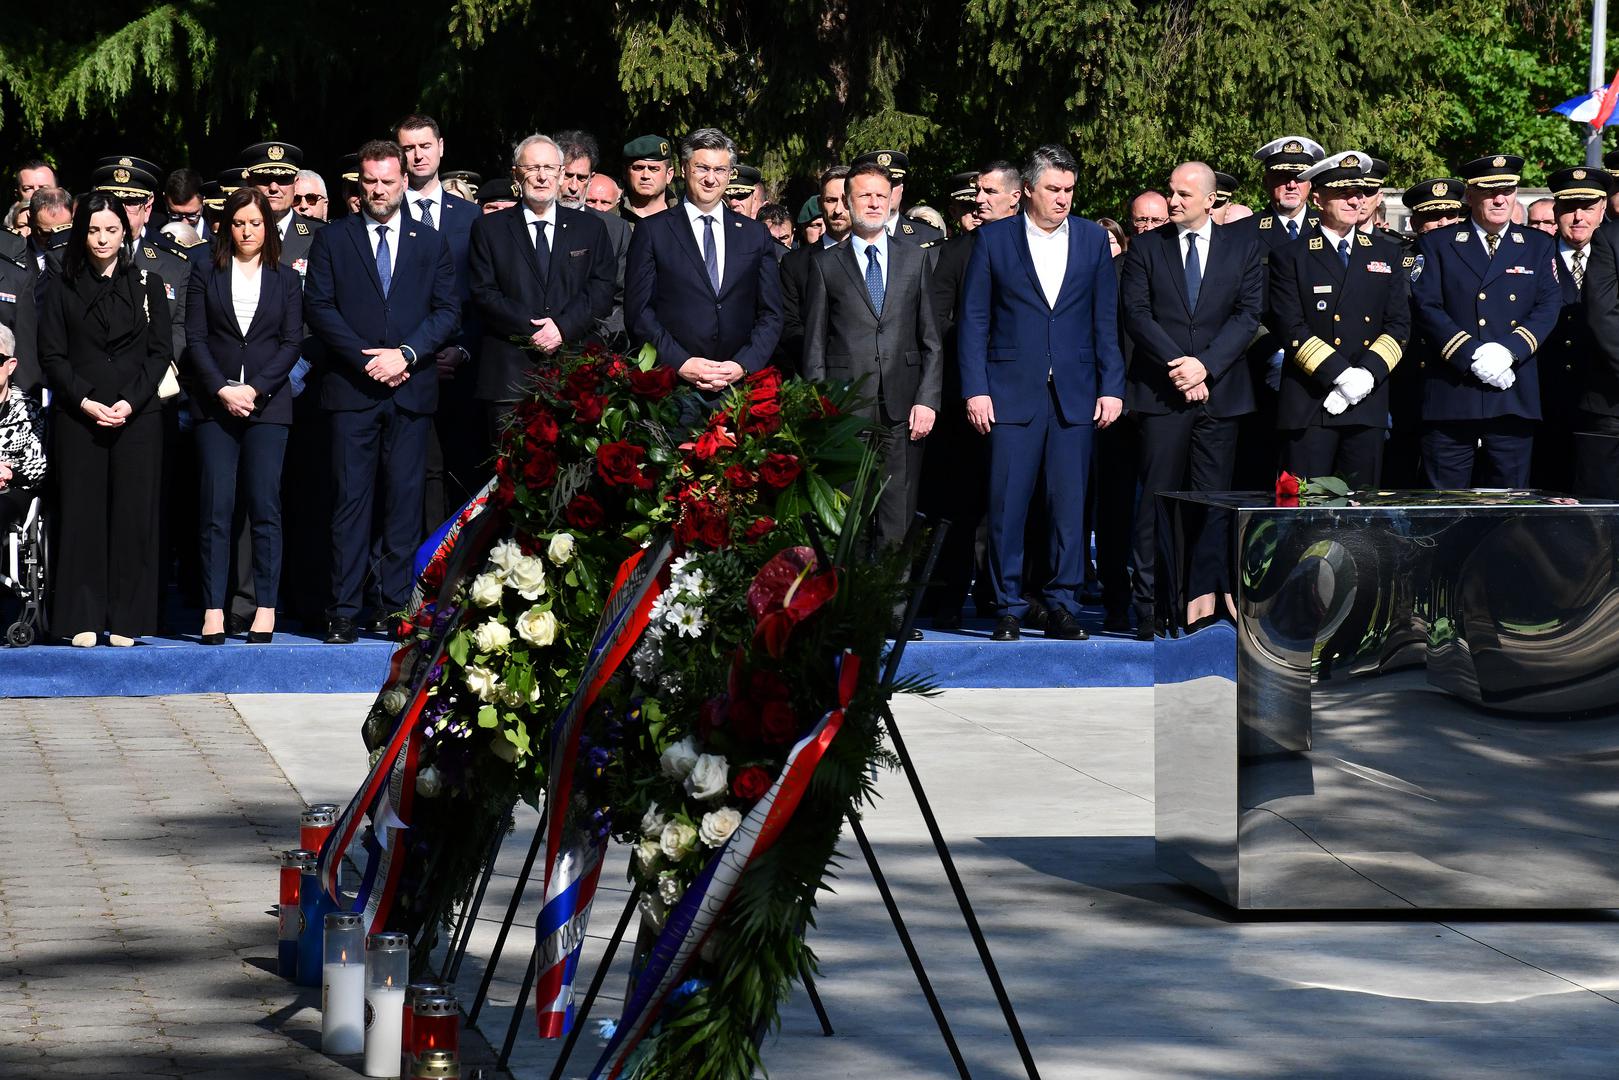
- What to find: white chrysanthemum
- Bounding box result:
[647,591,674,625]
[668,553,697,579]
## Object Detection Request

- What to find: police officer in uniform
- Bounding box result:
[1412,154,1561,488]
[620,135,675,221]
[1403,177,1467,236]
[1269,152,1411,487]
[1209,171,1239,223]
[945,171,980,234]
[1533,166,1613,491]
[851,150,944,244]
[723,163,765,220]
[240,142,324,276]
[0,224,38,392]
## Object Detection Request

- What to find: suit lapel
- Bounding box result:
[242,267,274,339]
[1162,228,1192,315]
[1014,213,1048,308]
[1193,224,1222,312]
[717,206,749,297]
[1309,228,1348,285]
[1480,224,1523,287]
[1053,218,1087,311]
[671,204,718,295]
[210,262,237,337]
[505,206,545,283]
[1450,225,1490,284]
[837,240,879,319]
[347,217,387,298]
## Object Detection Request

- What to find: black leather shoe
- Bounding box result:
[1186,613,1223,634]
[199,632,226,646]
[1045,608,1089,640]
[246,630,275,644]
[1023,602,1050,632]
[932,611,963,632]
[325,618,358,645]
[991,615,1021,641]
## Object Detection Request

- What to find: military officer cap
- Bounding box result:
[1299,150,1370,189]
[1401,177,1464,213]
[477,177,518,205]
[796,194,823,225]
[1212,171,1238,207]
[240,141,302,180]
[442,168,482,187]
[1548,165,1615,202]
[623,135,672,163]
[1604,149,1619,176]
[947,171,979,207]
[218,167,248,195]
[1460,153,1523,189]
[336,153,360,184]
[96,155,163,184]
[91,162,158,200]
[725,164,762,198]
[200,180,225,212]
[1254,135,1325,173]
[1358,157,1390,191]
[852,149,910,182]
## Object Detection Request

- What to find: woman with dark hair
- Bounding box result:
[185,185,303,643]
[38,192,172,646]
[1097,217,1129,258]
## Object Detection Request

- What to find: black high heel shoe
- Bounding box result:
[200,631,226,645]
[246,630,274,644]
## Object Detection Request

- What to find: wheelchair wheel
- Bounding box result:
[6,622,33,647]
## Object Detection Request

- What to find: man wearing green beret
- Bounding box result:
[621,135,674,222]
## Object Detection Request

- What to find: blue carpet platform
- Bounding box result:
[3,611,1161,696]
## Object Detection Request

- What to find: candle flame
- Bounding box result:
[340,948,348,964]
[385,974,393,987]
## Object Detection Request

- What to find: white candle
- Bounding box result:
[363,983,407,1076]
[322,959,366,1054]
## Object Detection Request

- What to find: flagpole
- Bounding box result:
[1591,0,1608,166]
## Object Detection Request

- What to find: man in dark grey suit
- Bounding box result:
[802,160,942,566]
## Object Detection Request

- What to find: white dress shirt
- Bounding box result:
[1318,222,1354,256]
[1474,221,1507,251]
[849,230,889,297]
[684,200,726,286]
[230,258,262,341]
[408,182,444,229]
[362,210,402,270]
[1560,240,1589,279]
[276,210,294,241]
[1024,214,1069,308]
[1176,219,1213,270]
[1275,205,1308,234]
[521,203,558,250]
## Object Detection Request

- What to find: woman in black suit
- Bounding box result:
[38,192,172,647]
[185,186,303,643]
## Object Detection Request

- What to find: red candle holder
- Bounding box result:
[300,804,339,853]
[401,982,447,1064]
[408,995,459,1067]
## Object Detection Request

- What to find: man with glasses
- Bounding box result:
[1127,190,1170,235]
[621,134,676,221]
[292,170,329,222]
[163,167,210,242]
[556,129,631,346]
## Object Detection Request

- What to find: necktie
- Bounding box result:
[1484,232,1500,258]
[374,224,391,296]
[417,198,434,229]
[1574,248,1586,290]
[864,244,885,316]
[533,220,551,281]
[1286,218,1299,242]
[1184,232,1202,310]
[702,215,720,292]
[1338,238,1350,268]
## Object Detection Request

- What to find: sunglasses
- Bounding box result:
[292,193,326,206]
[169,209,202,222]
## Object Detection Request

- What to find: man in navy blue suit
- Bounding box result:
[396,113,482,522]
[305,139,460,643]
[958,144,1125,642]
[624,127,782,404]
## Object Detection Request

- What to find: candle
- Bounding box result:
[401,982,448,1066]
[301,804,339,854]
[411,1049,459,1078]
[296,855,337,987]
[408,995,459,1068]
[363,932,410,1077]
[321,912,366,1055]
[279,849,315,980]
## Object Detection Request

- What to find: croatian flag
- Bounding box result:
[1553,70,1619,129]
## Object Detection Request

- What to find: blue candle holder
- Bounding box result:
[296,856,339,987]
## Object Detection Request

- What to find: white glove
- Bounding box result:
[1323,388,1349,415]
[1333,367,1376,406]
[1469,343,1515,388]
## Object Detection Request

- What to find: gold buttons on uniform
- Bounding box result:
[1363,340,1370,346]
[1364,315,1372,322]
[1333,314,1341,322]
[1333,337,1341,345]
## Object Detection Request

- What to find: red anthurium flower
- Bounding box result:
[748,546,839,658]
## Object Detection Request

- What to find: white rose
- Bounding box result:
[640,802,667,839]
[463,664,501,702]
[508,556,547,601]
[473,619,512,654]
[658,736,700,780]
[657,871,683,906]
[489,735,518,763]
[516,607,558,648]
[469,572,505,608]
[488,539,524,575]
[635,838,661,873]
[379,688,407,715]
[659,820,697,860]
[685,754,729,802]
[698,807,742,848]
[547,533,576,566]
[415,765,443,798]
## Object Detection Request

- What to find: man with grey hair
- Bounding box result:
[625,127,782,399]
[292,169,329,222]
[1121,160,1265,636]
[958,143,1125,642]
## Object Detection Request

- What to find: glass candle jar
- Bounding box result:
[411,1049,459,1079]
[300,804,339,854]
[296,853,338,987]
[401,982,448,1062]
[363,933,409,1077]
[408,995,459,1067]
[321,912,366,1054]
[279,849,315,979]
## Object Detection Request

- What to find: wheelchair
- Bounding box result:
[1,490,47,646]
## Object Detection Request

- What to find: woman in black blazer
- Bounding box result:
[38,192,172,647]
[185,186,303,643]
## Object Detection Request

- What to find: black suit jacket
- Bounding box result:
[38,261,172,416]
[468,204,616,401]
[801,237,942,423]
[926,232,975,404]
[0,239,39,392]
[1582,221,1619,417]
[184,257,305,425]
[776,241,825,374]
[624,202,783,372]
[1119,222,1265,418]
[277,211,323,273]
[585,205,632,342]
[303,213,461,414]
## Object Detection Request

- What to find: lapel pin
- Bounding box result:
[1456,232,1469,242]
[1316,300,1328,311]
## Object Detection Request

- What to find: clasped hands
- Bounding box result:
[1169,355,1209,404]
[678,357,745,392]
[1469,342,1517,390]
[362,347,411,388]
[1323,366,1376,416]
[217,383,258,418]
[529,318,562,353]
[80,398,132,427]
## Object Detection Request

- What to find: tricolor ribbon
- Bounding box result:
[591,651,862,1079]
[533,538,674,1037]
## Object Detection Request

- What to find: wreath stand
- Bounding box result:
[437,517,1041,1079]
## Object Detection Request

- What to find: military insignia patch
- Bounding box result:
[1259,217,1273,229]
[1367,261,1392,274]
[117,157,133,167]
[1492,155,1506,168]
[292,258,307,275]
[1433,182,1448,197]
[659,141,670,158]
[295,223,309,235]
[113,168,130,184]
[1575,169,1588,180]
[1456,232,1470,242]
[1511,231,1523,243]
[268,144,285,160]
[164,283,175,300]
[1284,140,1303,153]
[1309,236,1324,250]
[142,247,156,259]
[1316,300,1328,310]
[902,223,914,233]
[1357,233,1371,246]
[1408,254,1424,281]
[1341,153,1361,168]
[0,292,15,304]
[1314,285,1333,293]
[878,152,892,167]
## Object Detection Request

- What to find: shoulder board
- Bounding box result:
[1258,216,1273,230]
[919,239,941,249]
[1357,233,1372,247]
[1308,236,1323,250]
[167,246,188,261]
[296,223,310,235]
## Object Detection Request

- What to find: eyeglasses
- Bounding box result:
[169,208,202,222]
[1131,215,1168,227]
[689,164,730,178]
[516,164,562,178]
[292,193,326,206]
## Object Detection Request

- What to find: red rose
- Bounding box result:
[817,393,839,417]
[759,453,802,489]
[628,366,679,399]
[495,475,516,508]
[741,397,782,435]
[1275,470,1301,498]
[605,357,630,379]
[596,441,652,490]
[760,701,799,745]
[732,766,772,801]
[564,494,604,529]
[744,517,776,542]
[522,447,558,488]
[746,367,782,401]
[571,391,605,425]
[724,464,757,490]
[525,407,560,444]
[698,514,730,549]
